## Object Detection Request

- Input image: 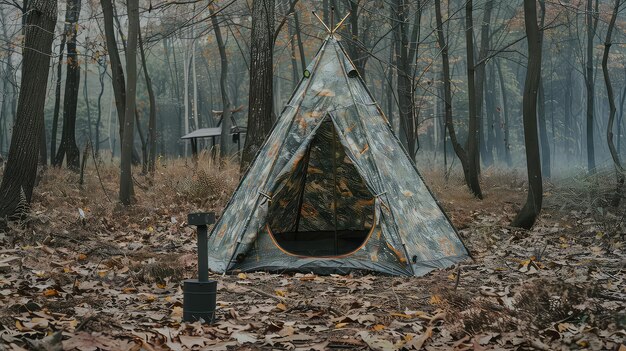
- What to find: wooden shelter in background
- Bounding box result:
[180,106,247,158]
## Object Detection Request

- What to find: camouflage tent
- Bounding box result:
[206,36,469,276]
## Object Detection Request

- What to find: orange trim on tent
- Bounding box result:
[265,200,378,259]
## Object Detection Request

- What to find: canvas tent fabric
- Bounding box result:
[206,36,469,276]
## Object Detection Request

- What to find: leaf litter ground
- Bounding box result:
[0,161,624,350]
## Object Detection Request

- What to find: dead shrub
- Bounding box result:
[133,253,185,284]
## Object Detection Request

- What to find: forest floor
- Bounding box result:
[0,156,625,351]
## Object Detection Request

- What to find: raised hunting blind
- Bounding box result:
[205,34,469,276]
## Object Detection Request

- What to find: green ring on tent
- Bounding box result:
[303,69,311,78]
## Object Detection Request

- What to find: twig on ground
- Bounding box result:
[76,314,97,332]
[245,286,286,303]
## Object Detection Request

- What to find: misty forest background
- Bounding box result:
[1,0,626,349]
[0,0,625,180]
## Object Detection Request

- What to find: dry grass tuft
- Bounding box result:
[441,279,593,339]
[167,153,239,207]
[440,289,519,338]
[514,279,590,330]
[134,253,185,284]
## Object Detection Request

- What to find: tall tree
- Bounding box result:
[393,0,417,160]
[496,60,512,166]
[119,0,139,205]
[464,0,483,198]
[54,0,82,170]
[95,57,106,155]
[475,0,494,168]
[512,0,543,229]
[241,0,275,170]
[602,0,624,206]
[435,0,482,198]
[100,0,126,140]
[585,0,598,173]
[0,0,56,219]
[537,0,550,178]
[49,34,64,165]
[138,30,157,176]
[209,5,233,160]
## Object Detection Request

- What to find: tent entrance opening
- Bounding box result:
[268,119,375,257]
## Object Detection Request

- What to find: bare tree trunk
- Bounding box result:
[346,0,367,76]
[139,30,157,176]
[49,37,65,165]
[0,0,56,219]
[100,0,126,140]
[435,0,482,198]
[163,38,184,157]
[0,8,9,153]
[393,0,416,160]
[119,0,139,205]
[54,0,82,170]
[96,58,106,155]
[241,0,275,170]
[537,0,550,178]
[602,0,624,206]
[511,0,543,229]
[293,9,306,71]
[564,58,574,163]
[585,0,598,173]
[487,64,503,164]
[182,38,190,157]
[386,36,394,126]
[618,84,626,154]
[475,0,494,168]
[39,112,46,166]
[538,80,551,178]
[496,60,512,167]
[135,111,147,174]
[84,47,93,142]
[464,0,483,198]
[286,0,299,89]
[209,6,233,160]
